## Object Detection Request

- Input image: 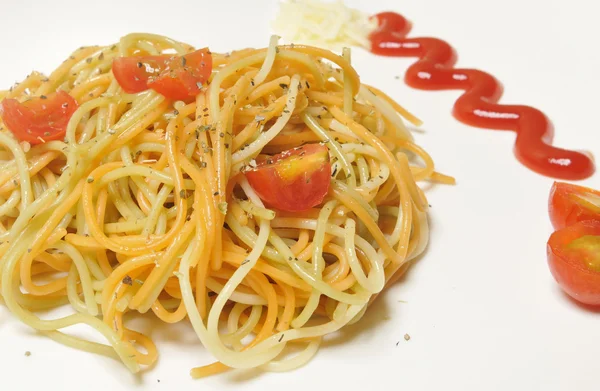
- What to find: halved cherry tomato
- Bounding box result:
[244,144,331,212]
[549,181,600,230]
[0,91,78,145]
[148,48,212,101]
[547,220,600,305]
[112,56,166,93]
[112,48,212,101]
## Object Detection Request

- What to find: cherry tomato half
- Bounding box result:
[0,91,78,144]
[112,55,166,93]
[549,181,600,230]
[112,48,212,101]
[547,220,600,305]
[244,144,331,212]
[148,48,212,101]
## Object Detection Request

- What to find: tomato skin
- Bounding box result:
[148,48,212,101]
[547,220,600,306]
[549,181,600,230]
[0,91,78,144]
[245,144,331,212]
[112,49,212,100]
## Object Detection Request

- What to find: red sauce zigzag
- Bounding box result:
[369,12,595,180]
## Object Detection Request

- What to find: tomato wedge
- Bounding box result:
[112,48,212,101]
[547,220,600,305]
[244,144,332,212]
[0,91,78,144]
[549,181,600,230]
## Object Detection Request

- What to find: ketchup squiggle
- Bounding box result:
[370,11,595,180]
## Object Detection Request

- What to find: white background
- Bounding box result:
[1,0,599,390]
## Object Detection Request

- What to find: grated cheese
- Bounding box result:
[271,0,378,50]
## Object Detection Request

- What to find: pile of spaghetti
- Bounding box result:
[0,34,452,377]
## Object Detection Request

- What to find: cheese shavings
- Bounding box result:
[272,0,378,50]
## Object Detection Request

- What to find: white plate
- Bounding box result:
[1,0,599,390]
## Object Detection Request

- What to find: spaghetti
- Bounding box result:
[0,34,452,377]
